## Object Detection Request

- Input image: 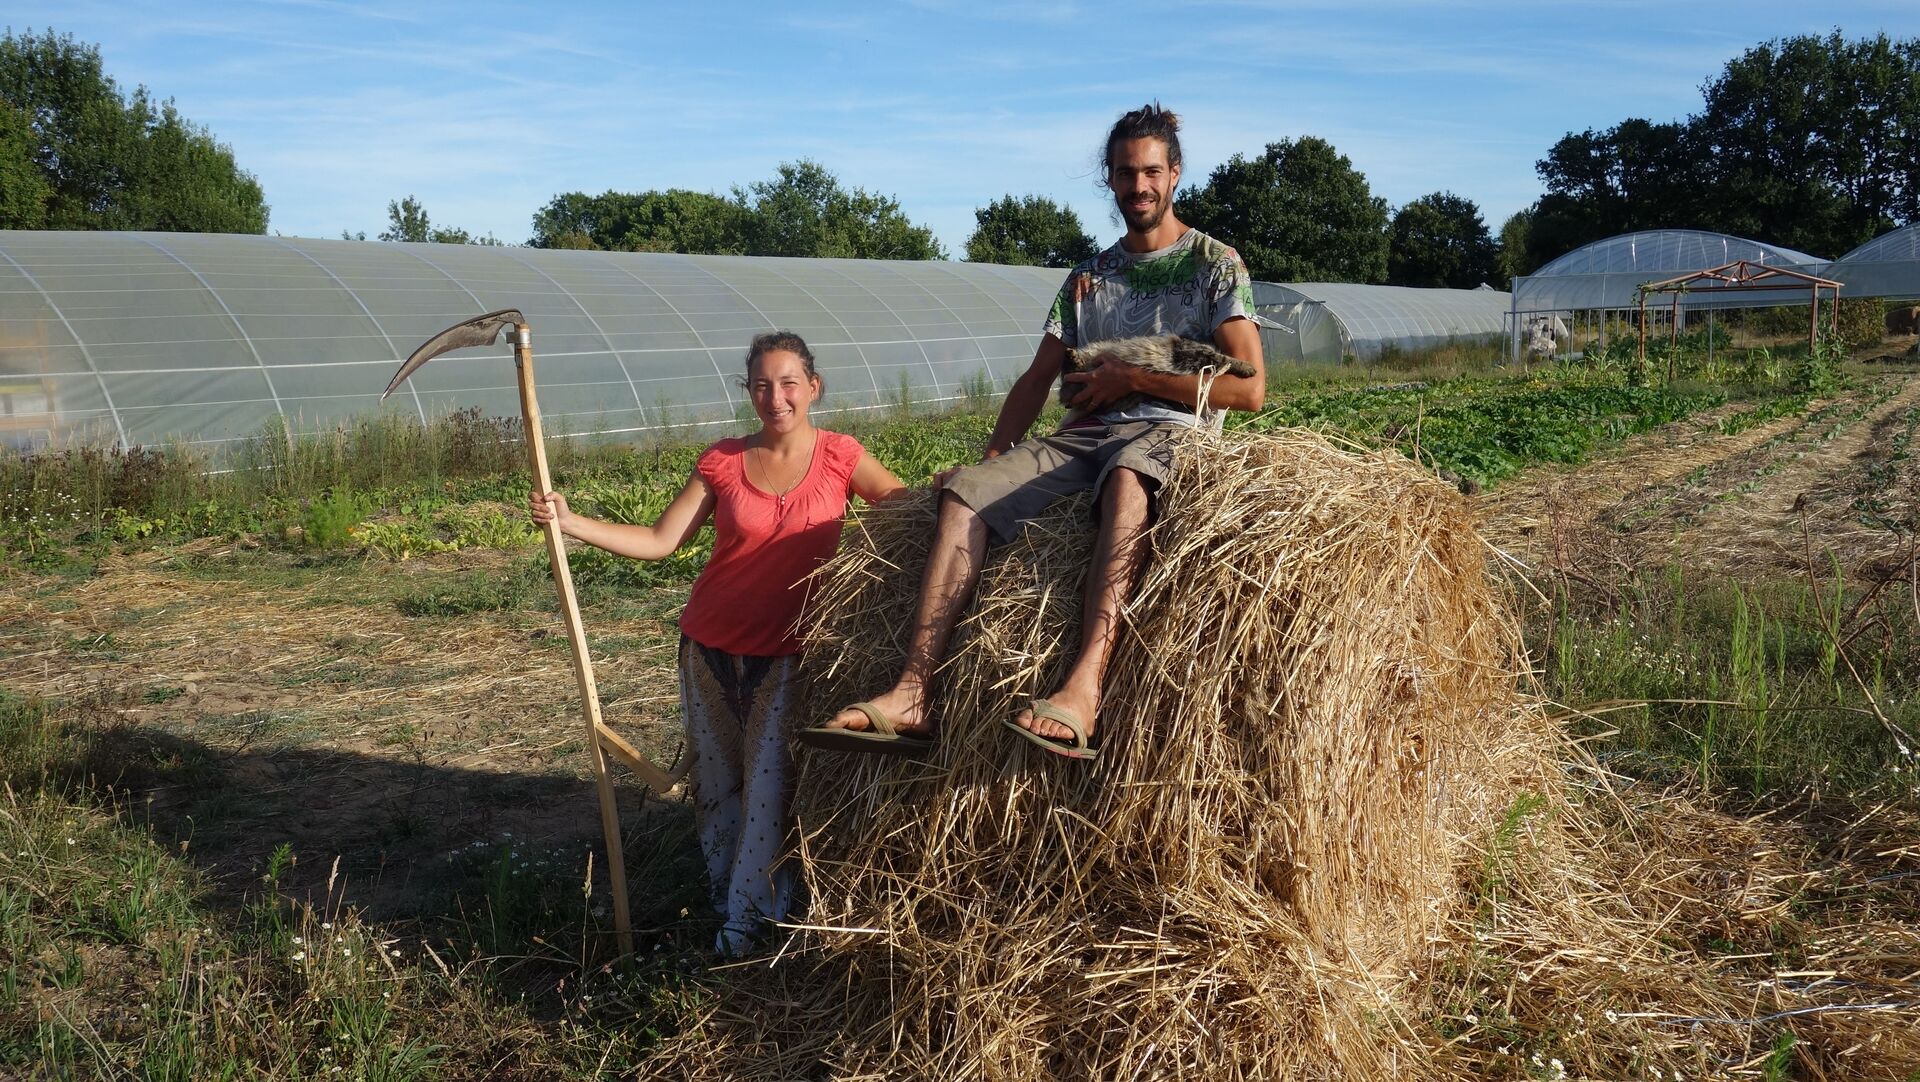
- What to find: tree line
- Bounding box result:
[1520,31,1920,268]
[5,27,1915,286]
[0,29,267,233]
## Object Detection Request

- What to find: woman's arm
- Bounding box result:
[528,472,715,561]
[850,451,909,504]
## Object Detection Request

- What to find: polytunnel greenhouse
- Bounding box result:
[1251,281,1512,365]
[0,231,1065,452]
[1505,229,1833,360]
[1824,224,1920,299]
[1510,229,1827,317]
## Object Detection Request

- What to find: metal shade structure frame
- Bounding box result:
[1634,261,1842,380]
[1506,230,1830,364]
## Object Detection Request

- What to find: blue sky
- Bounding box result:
[8,1,1910,254]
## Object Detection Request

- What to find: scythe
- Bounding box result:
[385,309,688,957]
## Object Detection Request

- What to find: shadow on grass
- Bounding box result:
[7,692,712,953]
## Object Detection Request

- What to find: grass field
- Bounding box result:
[4,345,1918,1078]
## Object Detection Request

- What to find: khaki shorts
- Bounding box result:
[943,420,1181,543]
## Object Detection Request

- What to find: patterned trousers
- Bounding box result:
[677,634,799,955]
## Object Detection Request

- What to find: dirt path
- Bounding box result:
[1478,375,1920,583]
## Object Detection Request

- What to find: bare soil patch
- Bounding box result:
[1480,375,1920,584]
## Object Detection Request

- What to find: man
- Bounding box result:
[801,103,1265,761]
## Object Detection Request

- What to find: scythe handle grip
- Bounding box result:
[514,327,638,958]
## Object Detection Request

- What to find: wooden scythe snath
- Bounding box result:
[384,309,690,958]
[1635,261,1843,382]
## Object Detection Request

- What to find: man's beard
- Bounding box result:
[1118,193,1169,231]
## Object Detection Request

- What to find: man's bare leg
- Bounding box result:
[1015,468,1151,743]
[821,490,989,737]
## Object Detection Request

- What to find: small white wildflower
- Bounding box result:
[321,921,333,930]
[292,952,305,961]
[342,948,351,958]
[382,991,390,999]
[67,838,77,845]
[1463,1012,1478,1024]
[291,936,303,945]
[390,949,401,958]
[1605,1010,1617,1023]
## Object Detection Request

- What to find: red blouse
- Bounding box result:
[678,430,864,657]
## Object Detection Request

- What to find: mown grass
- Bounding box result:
[4,348,1912,1078]
[0,689,720,1079]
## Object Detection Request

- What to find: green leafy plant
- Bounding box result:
[357,520,459,561]
[446,507,538,549]
[1792,331,1845,394]
[1740,346,1781,386]
[301,487,374,549]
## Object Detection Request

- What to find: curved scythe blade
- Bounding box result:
[381,308,527,399]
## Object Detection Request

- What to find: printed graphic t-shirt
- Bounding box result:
[679,430,864,657]
[1042,228,1256,425]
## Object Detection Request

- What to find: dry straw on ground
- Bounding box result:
[644,426,1543,1078]
[643,426,1920,1080]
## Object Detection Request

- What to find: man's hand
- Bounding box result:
[1060,357,1139,411]
[934,446,1000,488]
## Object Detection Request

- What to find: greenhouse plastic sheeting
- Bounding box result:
[1511,229,1827,316]
[1253,281,1511,364]
[0,231,1065,452]
[1823,224,1920,300]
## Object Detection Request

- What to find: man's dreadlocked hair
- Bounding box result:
[1103,103,1183,175]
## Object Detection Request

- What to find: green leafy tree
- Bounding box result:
[1386,192,1499,289]
[529,164,941,259]
[376,195,500,244]
[528,189,748,253]
[0,99,49,227]
[0,29,267,232]
[964,194,1097,267]
[1529,119,1704,265]
[1176,136,1388,282]
[1496,207,1537,286]
[1692,31,1917,255]
[1528,32,1920,265]
[736,160,945,260]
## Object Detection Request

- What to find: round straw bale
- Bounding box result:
[650,426,1555,1079]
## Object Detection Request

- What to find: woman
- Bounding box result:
[531,331,906,954]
